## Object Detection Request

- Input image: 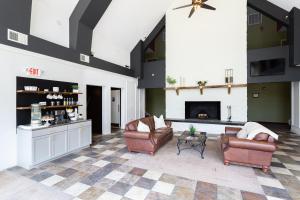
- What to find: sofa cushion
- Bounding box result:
[153,133,165,144]
[155,127,172,134]
[137,121,150,132]
[154,115,167,129]
[140,117,155,131]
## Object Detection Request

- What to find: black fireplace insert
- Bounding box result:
[185,101,221,120]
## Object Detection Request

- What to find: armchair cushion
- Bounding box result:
[225,127,242,136]
[247,127,278,140]
[228,137,276,152]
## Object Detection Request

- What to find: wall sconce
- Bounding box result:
[225,69,233,94]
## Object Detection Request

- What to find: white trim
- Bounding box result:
[291,126,300,135]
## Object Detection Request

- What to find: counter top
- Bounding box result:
[18,119,91,131]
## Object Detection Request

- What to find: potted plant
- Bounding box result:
[189,125,196,137]
[167,76,177,87]
[72,85,79,93]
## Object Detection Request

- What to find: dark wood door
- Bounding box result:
[87,85,102,135]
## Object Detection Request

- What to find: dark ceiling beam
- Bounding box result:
[0,0,32,33]
[130,41,144,78]
[143,16,165,50]
[69,0,112,54]
[0,25,134,77]
[289,8,300,66]
[247,0,289,26]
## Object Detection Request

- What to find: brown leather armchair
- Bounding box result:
[124,116,173,155]
[219,127,276,172]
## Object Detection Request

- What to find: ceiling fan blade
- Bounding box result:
[173,4,193,10]
[193,0,208,3]
[188,7,196,18]
[201,3,216,10]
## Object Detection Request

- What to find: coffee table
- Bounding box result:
[177,131,207,159]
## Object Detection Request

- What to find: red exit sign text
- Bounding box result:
[26,67,42,77]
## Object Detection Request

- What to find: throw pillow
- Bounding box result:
[137,121,150,132]
[154,115,167,129]
[236,129,248,139]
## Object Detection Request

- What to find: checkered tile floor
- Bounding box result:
[5,129,300,200]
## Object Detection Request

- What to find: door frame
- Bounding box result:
[111,87,122,128]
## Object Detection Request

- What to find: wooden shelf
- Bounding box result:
[165,84,247,95]
[17,105,83,110]
[17,90,82,95]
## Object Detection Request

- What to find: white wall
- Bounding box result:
[0,44,143,170]
[91,0,174,66]
[30,0,79,47]
[291,82,300,134]
[165,0,247,122]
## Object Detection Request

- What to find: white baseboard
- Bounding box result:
[291,126,300,135]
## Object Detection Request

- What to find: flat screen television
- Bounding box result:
[250,58,285,77]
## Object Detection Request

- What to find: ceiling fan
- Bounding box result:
[173,0,216,18]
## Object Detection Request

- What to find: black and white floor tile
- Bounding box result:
[3,129,300,200]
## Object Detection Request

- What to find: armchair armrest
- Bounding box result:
[124,131,151,140]
[165,120,172,128]
[228,137,276,152]
[225,127,242,136]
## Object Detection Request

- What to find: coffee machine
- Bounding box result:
[54,110,66,124]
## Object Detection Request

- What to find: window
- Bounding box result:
[248,13,262,26]
[250,58,285,77]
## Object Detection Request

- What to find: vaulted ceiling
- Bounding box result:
[267,0,300,11]
[29,0,300,67]
[91,0,174,66]
[30,0,79,48]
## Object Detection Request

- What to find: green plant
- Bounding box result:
[189,125,196,136]
[167,76,177,85]
[72,85,79,90]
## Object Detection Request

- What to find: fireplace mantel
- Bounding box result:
[165,84,247,95]
[166,118,245,126]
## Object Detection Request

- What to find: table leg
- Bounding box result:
[177,140,181,155]
[200,141,206,159]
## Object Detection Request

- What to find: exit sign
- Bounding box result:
[26,67,43,77]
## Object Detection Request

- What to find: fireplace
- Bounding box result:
[185,101,221,120]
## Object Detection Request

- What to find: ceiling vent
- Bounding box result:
[80,54,90,63]
[7,29,28,45]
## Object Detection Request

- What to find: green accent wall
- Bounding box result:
[146,88,166,117]
[248,12,287,49]
[248,83,291,123]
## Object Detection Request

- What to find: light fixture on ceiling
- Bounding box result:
[173,0,216,18]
